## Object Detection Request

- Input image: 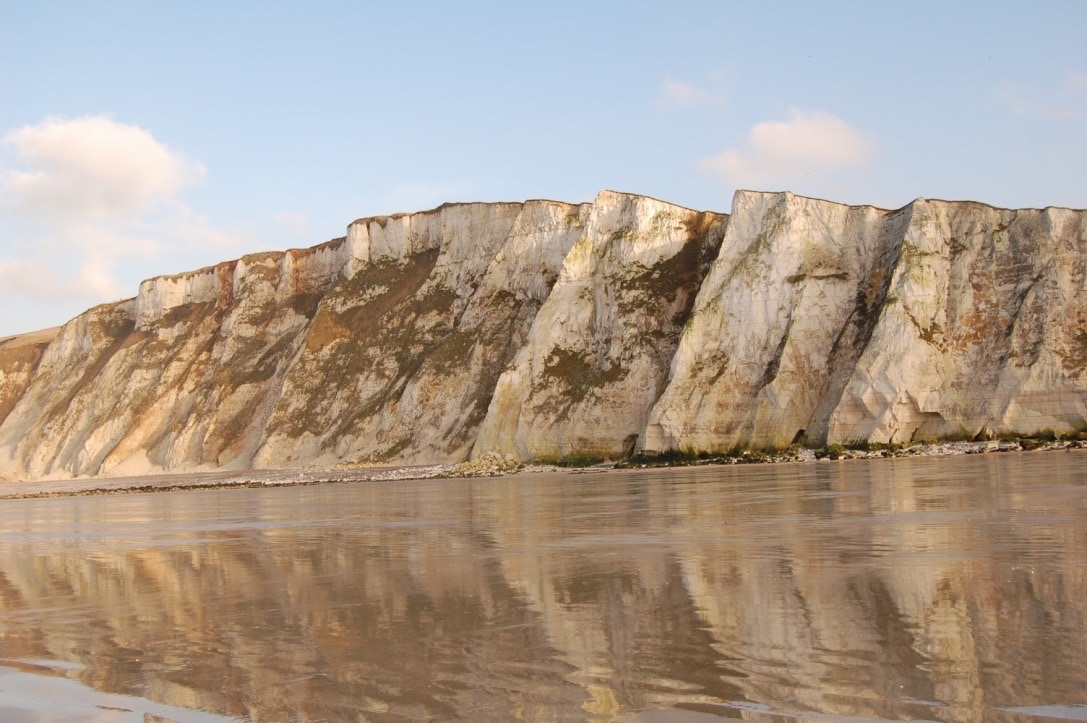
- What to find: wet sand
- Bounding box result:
[0,449,1084,720]
[0,465,438,499]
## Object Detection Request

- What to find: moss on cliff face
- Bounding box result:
[539,347,627,412]
[272,250,443,440]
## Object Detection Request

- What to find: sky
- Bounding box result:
[1,1,1085,337]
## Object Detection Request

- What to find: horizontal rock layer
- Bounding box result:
[0,190,1084,480]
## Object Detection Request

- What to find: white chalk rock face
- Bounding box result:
[473,191,726,461]
[0,302,139,478]
[647,192,1086,452]
[254,200,588,467]
[0,328,58,457]
[825,200,1087,443]
[0,248,332,479]
[645,191,906,452]
[0,189,1082,481]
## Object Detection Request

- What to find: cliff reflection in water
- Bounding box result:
[0,451,1085,721]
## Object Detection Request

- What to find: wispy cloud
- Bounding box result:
[657,78,724,109]
[699,109,873,190]
[0,115,234,306]
[997,69,1087,120]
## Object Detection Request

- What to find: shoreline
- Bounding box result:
[0,437,1084,500]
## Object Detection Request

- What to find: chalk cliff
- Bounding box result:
[0,190,1084,480]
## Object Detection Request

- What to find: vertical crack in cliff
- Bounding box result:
[757,312,795,391]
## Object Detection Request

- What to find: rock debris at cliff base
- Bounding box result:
[0,189,1084,481]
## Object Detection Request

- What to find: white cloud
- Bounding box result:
[700,109,873,189]
[2,115,204,220]
[0,116,233,314]
[657,79,723,109]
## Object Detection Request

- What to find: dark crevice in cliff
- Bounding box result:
[803,207,912,446]
[758,313,795,391]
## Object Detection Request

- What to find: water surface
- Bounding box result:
[0,451,1084,721]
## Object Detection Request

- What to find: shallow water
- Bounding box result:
[0,451,1084,721]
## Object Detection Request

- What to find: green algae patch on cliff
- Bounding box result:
[539,348,627,411]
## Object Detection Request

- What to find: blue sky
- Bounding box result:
[1,1,1085,337]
